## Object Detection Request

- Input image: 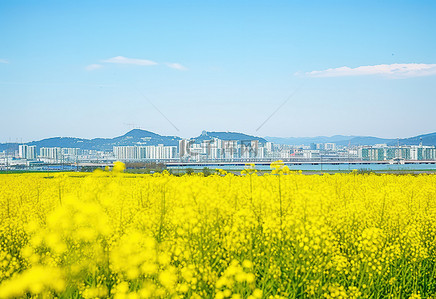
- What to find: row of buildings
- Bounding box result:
[113,145,177,160]
[179,139,267,160]
[115,140,436,162]
[4,141,436,164]
[19,145,82,162]
[178,140,436,162]
[359,145,436,161]
[14,145,110,164]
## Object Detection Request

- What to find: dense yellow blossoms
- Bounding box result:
[1,165,436,298]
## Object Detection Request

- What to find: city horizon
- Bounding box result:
[2,128,436,172]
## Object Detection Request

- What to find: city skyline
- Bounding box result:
[2,128,436,171]
[1,1,436,142]
[4,134,436,165]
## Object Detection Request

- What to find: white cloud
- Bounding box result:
[0,59,9,64]
[102,56,157,66]
[85,64,103,71]
[166,62,188,71]
[304,63,436,78]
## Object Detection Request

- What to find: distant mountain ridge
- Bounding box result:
[265,135,357,145]
[266,133,436,147]
[1,130,436,152]
[387,132,436,146]
[0,129,266,152]
[0,129,182,152]
[193,131,267,143]
[265,135,395,146]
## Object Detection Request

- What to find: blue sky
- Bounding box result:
[1,0,436,142]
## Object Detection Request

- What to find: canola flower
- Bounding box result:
[0,162,436,298]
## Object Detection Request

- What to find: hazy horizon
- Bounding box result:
[2,127,436,144]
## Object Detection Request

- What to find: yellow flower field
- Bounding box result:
[1,163,436,298]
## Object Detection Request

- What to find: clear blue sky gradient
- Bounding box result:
[1,0,435,142]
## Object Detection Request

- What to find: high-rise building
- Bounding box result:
[358,145,435,161]
[361,147,385,161]
[324,143,336,151]
[62,148,81,156]
[241,140,259,159]
[113,146,138,160]
[39,147,62,162]
[113,145,177,161]
[222,140,238,159]
[302,150,320,159]
[18,145,26,158]
[179,139,189,159]
[18,145,36,160]
[410,145,436,160]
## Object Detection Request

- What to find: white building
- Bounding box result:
[241,140,259,159]
[39,147,62,162]
[302,150,320,159]
[279,150,292,159]
[113,145,177,161]
[410,145,436,161]
[18,145,36,160]
[62,148,81,156]
[113,146,138,160]
[324,143,336,151]
[179,139,189,159]
[256,146,265,159]
[222,140,239,159]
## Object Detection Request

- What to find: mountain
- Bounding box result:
[2,130,436,152]
[194,131,267,143]
[265,135,396,146]
[388,132,436,146]
[0,143,20,153]
[265,134,436,146]
[337,136,395,146]
[98,129,181,149]
[0,129,266,152]
[0,129,181,152]
[265,135,357,146]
